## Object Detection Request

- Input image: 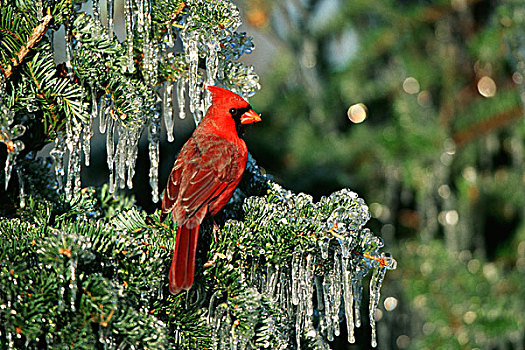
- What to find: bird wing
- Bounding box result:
[161,134,246,227]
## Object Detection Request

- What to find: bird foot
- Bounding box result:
[212,221,221,242]
[204,252,227,267]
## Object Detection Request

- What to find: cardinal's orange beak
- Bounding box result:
[241,109,261,125]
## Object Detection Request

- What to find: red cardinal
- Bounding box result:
[161,86,261,294]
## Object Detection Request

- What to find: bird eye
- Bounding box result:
[229,108,237,116]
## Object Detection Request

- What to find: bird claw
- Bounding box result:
[213,221,221,242]
[204,252,227,267]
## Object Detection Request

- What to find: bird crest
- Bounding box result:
[206,85,248,109]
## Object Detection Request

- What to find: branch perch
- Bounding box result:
[452,105,523,147]
[4,14,53,79]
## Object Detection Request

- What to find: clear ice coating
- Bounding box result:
[0,105,26,190]
[205,38,220,109]
[163,82,175,142]
[92,0,100,23]
[64,119,83,201]
[64,23,73,74]
[17,167,25,208]
[83,94,95,166]
[182,28,204,125]
[125,0,135,73]
[177,78,187,120]
[98,94,108,134]
[106,116,116,193]
[3,0,261,204]
[50,137,66,192]
[148,113,160,203]
[207,184,397,349]
[107,0,114,39]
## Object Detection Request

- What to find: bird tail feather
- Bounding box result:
[169,225,199,294]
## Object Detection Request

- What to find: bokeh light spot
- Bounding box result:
[477,76,496,97]
[417,90,431,107]
[396,335,411,349]
[512,72,523,84]
[384,296,398,311]
[347,103,367,123]
[403,77,420,94]
[463,311,477,324]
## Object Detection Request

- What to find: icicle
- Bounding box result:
[177,78,187,120]
[277,270,290,316]
[163,82,175,142]
[339,235,354,259]
[116,124,127,189]
[293,254,305,349]
[332,252,342,337]
[265,264,277,298]
[205,38,220,110]
[92,0,101,23]
[184,30,203,124]
[295,300,303,349]
[64,120,82,201]
[4,146,18,190]
[150,35,159,87]
[318,236,330,259]
[83,103,94,166]
[57,235,66,313]
[141,0,157,86]
[369,266,386,348]
[64,22,72,74]
[353,278,362,328]
[98,94,108,133]
[90,88,98,118]
[136,0,144,33]
[112,124,141,190]
[64,124,73,199]
[17,168,25,208]
[125,0,135,73]
[70,257,77,312]
[107,0,114,38]
[208,290,220,324]
[148,112,160,203]
[303,254,315,333]
[50,137,66,192]
[315,275,324,311]
[322,275,333,341]
[125,127,141,189]
[291,253,300,305]
[106,116,115,194]
[166,23,174,48]
[342,257,355,343]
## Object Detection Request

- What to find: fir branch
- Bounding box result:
[452,105,523,147]
[3,14,52,79]
[71,13,154,125]
[20,50,89,138]
[0,6,32,72]
[186,0,241,31]
[152,0,186,26]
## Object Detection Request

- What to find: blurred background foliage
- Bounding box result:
[2,0,525,348]
[233,0,525,348]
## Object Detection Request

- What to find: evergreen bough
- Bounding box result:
[0,0,396,348]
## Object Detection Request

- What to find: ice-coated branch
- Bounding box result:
[67,0,259,201]
[200,160,397,349]
[0,153,396,349]
[3,14,52,79]
[1,0,262,203]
